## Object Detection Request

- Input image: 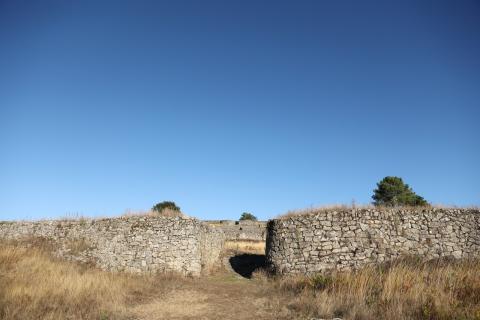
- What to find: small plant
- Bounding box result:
[79,217,87,226]
[239,212,257,221]
[372,176,428,207]
[152,201,180,213]
[99,311,109,320]
[309,274,332,290]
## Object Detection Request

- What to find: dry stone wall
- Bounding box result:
[266,208,480,275]
[205,220,267,241]
[0,216,225,276]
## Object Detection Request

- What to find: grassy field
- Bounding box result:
[1,240,479,320]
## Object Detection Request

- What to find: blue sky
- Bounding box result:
[1,0,479,221]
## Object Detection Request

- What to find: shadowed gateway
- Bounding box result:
[229,253,266,278]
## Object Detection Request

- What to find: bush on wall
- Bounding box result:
[239,212,257,221]
[152,201,181,214]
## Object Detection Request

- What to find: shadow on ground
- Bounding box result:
[229,254,266,278]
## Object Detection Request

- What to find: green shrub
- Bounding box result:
[239,212,257,221]
[152,201,180,213]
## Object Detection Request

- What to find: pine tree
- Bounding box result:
[372,176,428,207]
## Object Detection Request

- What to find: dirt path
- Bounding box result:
[132,274,292,320]
[130,251,298,320]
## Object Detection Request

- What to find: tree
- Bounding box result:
[239,212,257,221]
[372,176,428,207]
[152,201,180,213]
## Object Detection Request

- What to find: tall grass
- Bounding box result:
[0,242,170,320]
[265,257,480,320]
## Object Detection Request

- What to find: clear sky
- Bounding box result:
[1,0,479,221]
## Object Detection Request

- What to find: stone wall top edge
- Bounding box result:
[269,208,480,223]
[203,220,267,224]
[0,215,201,225]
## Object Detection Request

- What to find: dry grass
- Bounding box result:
[122,209,186,218]
[1,239,479,320]
[224,240,265,255]
[277,204,363,219]
[0,240,294,320]
[262,257,480,320]
[276,204,477,220]
[0,241,186,320]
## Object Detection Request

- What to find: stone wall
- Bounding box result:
[205,220,266,241]
[266,208,480,275]
[0,216,225,276]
